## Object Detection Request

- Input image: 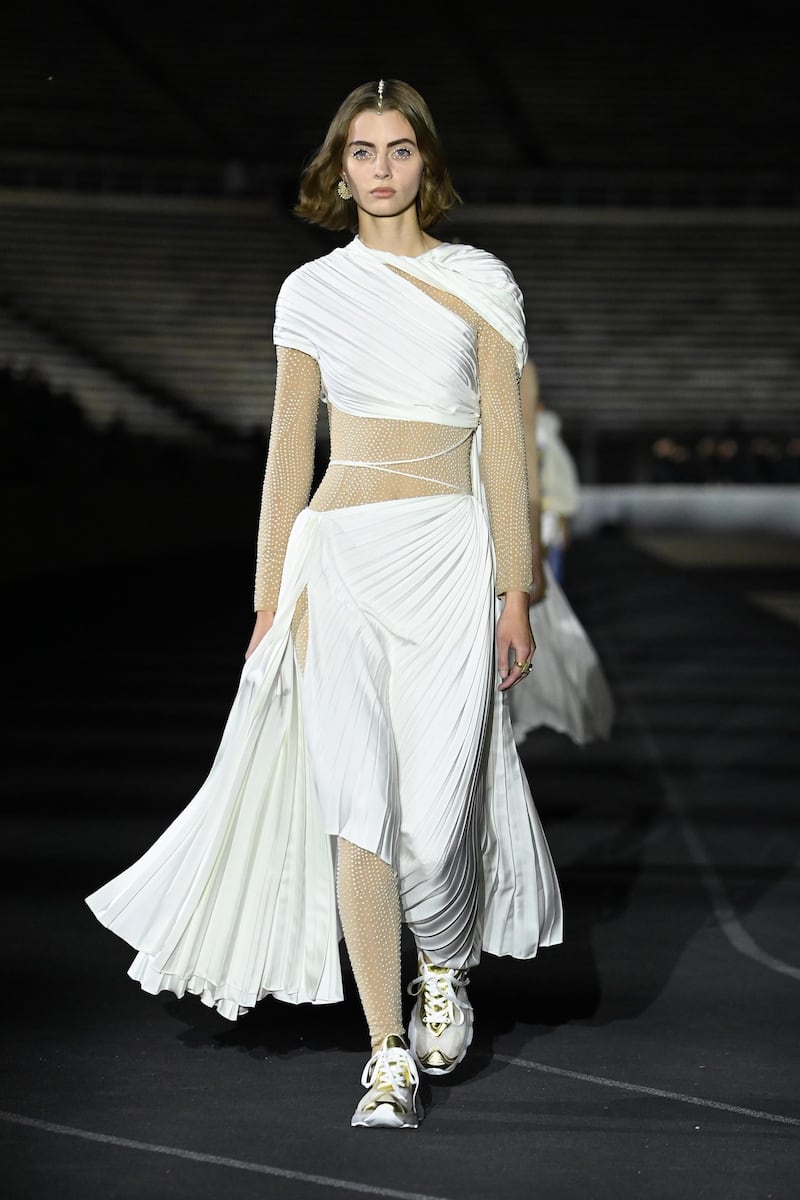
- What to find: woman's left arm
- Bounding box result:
[477,320,536,691]
[519,358,547,603]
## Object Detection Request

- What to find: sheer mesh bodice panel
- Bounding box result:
[254,270,532,612]
[313,409,473,510]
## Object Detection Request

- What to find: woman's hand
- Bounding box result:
[497,590,536,691]
[245,610,275,659]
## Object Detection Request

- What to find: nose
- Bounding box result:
[373,152,391,179]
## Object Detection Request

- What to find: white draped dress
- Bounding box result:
[86,236,564,1020]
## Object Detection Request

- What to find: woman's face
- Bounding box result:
[341,109,424,219]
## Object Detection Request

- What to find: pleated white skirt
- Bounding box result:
[302,494,496,968]
[86,494,563,1020]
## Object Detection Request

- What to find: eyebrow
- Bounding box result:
[347,138,415,149]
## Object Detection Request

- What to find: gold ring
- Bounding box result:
[515,660,531,673]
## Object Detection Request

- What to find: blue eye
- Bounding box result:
[349,144,415,161]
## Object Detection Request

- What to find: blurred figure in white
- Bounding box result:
[523,358,580,586]
[506,358,615,746]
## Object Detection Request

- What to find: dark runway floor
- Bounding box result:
[2,528,799,1199]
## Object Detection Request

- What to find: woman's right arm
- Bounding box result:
[246,345,321,659]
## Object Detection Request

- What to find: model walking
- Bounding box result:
[507,358,615,746]
[87,79,563,1130]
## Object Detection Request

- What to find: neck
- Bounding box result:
[356,211,437,258]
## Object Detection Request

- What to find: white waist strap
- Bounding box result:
[329,429,473,489]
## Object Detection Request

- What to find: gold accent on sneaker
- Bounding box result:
[422,1049,453,1070]
[351,1034,423,1129]
[408,957,474,1076]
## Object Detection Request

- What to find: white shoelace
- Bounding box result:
[361,1042,420,1105]
[408,964,470,1029]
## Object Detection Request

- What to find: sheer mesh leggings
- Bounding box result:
[294,632,404,1050]
[336,838,404,1050]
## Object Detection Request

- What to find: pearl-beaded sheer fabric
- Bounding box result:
[254,278,533,612]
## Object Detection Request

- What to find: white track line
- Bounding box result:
[494,1057,800,1127]
[635,713,800,984]
[604,623,800,984]
[0,1110,449,1200]
[652,754,800,983]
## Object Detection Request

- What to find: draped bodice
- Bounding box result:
[273,237,527,429]
[256,236,533,611]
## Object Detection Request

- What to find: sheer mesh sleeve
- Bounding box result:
[519,358,543,555]
[477,319,534,595]
[253,346,321,611]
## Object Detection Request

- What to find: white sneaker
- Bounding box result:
[407,958,474,1075]
[350,1034,423,1129]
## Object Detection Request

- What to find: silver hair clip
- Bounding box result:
[377,78,385,114]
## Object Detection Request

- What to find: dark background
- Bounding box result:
[2,1,798,567]
[2,8,799,1199]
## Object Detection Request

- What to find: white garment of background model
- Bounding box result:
[506,559,615,746]
[508,389,614,746]
[537,406,580,549]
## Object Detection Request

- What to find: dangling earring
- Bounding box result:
[337,179,352,200]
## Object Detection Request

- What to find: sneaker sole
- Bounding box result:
[351,1101,424,1130]
[410,1004,474,1076]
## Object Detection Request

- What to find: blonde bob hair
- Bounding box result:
[293,79,462,232]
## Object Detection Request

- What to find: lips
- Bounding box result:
[370,189,395,198]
